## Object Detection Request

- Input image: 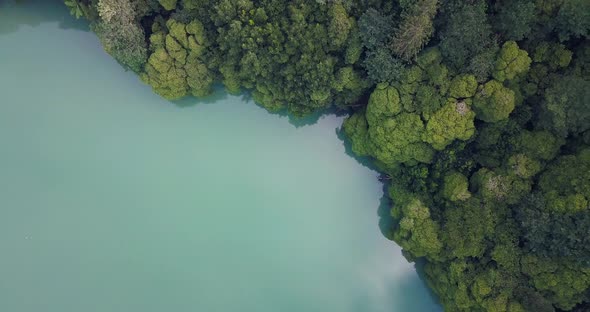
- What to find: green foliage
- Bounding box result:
[507,154,542,178]
[365,83,402,125]
[438,0,498,80]
[65,0,85,19]
[533,42,573,70]
[363,46,405,83]
[494,0,536,40]
[390,0,438,61]
[423,99,476,150]
[554,0,590,41]
[395,49,451,118]
[471,168,531,205]
[212,1,369,115]
[518,193,590,264]
[344,29,362,65]
[538,148,590,213]
[521,255,590,310]
[442,171,471,201]
[358,8,406,84]
[366,111,434,167]
[344,83,440,168]
[444,197,496,258]
[157,0,177,11]
[141,19,214,99]
[391,192,443,259]
[539,75,590,138]
[425,259,520,311]
[358,8,392,51]
[93,0,148,72]
[493,41,532,82]
[513,130,563,161]
[342,111,370,156]
[328,3,354,49]
[449,74,477,98]
[514,287,554,312]
[473,80,516,123]
[65,0,99,21]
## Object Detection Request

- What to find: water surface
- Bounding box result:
[0,2,440,311]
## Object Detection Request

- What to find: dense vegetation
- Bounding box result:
[63,0,589,310]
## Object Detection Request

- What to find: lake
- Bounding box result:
[0,1,440,311]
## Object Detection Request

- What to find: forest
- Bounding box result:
[62,0,590,311]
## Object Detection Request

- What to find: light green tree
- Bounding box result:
[473,80,515,123]
[493,41,531,82]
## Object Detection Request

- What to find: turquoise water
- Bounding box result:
[0,2,440,311]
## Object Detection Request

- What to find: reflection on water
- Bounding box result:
[0,2,441,311]
[171,84,230,108]
[0,0,88,35]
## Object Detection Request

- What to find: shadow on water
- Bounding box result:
[352,272,442,312]
[414,258,443,309]
[377,185,394,239]
[0,0,89,35]
[170,84,230,108]
[171,85,326,128]
[336,125,379,171]
[279,109,324,128]
[334,117,397,245]
[374,184,442,309]
[239,91,327,128]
